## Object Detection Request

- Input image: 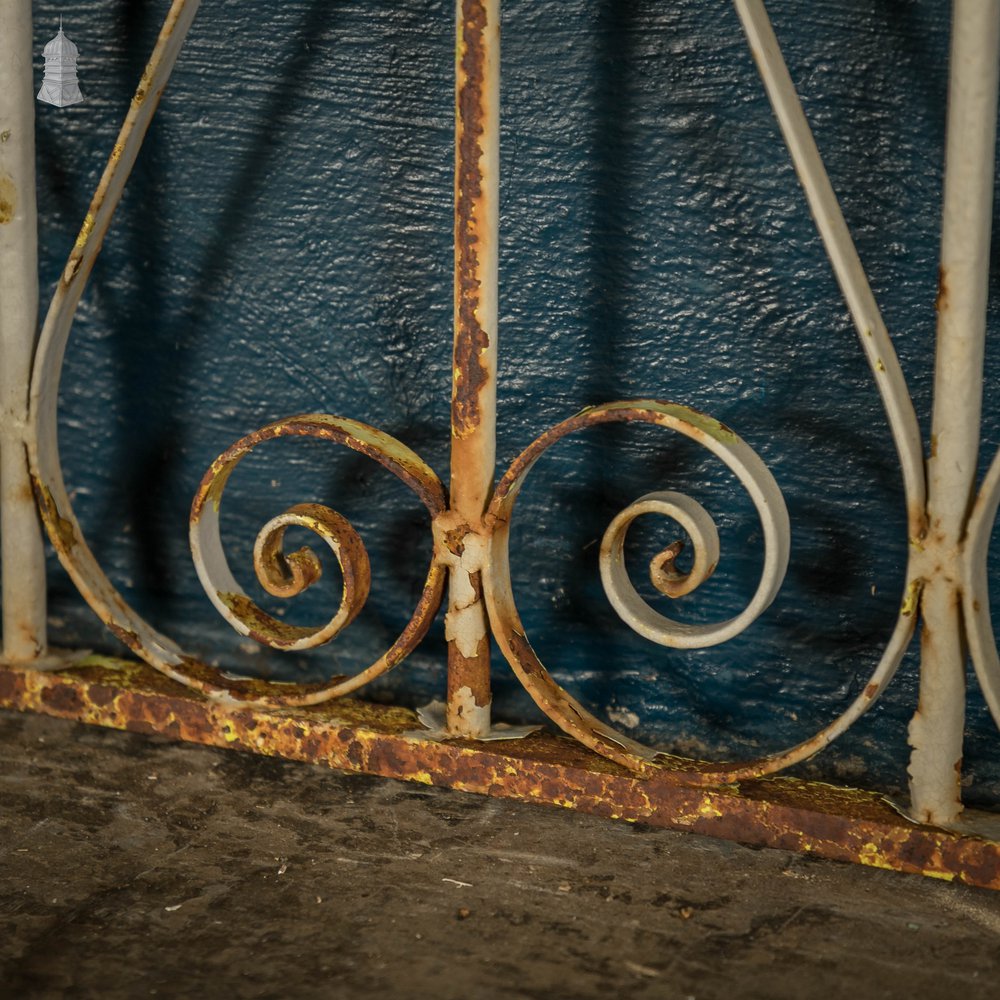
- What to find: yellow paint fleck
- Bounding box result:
[923,869,955,882]
[875,358,885,372]
[858,842,894,871]
[698,798,723,819]
[909,536,925,553]
[221,720,239,743]
[35,483,78,550]
[75,213,95,249]
[111,143,124,163]
[411,771,434,786]
[900,578,922,617]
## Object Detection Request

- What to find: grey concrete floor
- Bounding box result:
[2,709,1000,1000]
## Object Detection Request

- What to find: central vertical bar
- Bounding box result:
[909,0,1000,824]
[0,0,47,662]
[448,0,499,737]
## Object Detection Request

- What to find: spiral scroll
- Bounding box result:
[483,400,921,782]
[600,482,779,650]
[188,414,447,702]
[23,0,451,708]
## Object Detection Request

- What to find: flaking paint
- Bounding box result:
[4,657,1000,890]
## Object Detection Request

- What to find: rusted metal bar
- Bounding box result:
[6,0,1000,895]
[27,0,206,684]
[3,657,1000,891]
[188,415,447,704]
[0,0,47,662]
[447,0,500,738]
[909,0,1000,826]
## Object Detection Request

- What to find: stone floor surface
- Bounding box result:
[2,709,1000,999]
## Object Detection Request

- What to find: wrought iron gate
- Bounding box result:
[4,0,1000,889]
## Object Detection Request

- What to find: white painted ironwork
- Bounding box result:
[0,0,47,662]
[2,0,1000,825]
[909,1,1000,824]
[598,442,789,651]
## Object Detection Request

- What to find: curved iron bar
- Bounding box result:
[27,0,448,706]
[735,1,927,535]
[189,415,447,704]
[29,0,205,684]
[482,401,920,782]
[476,1,931,779]
[26,0,991,796]
[963,448,1000,732]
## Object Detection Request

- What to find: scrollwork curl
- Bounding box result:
[600,486,776,649]
[187,414,447,702]
[23,0,447,707]
[203,501,373,652]
[483,399,919,783]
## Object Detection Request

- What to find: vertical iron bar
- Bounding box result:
[0,0,46,661]
[447,0,499,737]
[909,0,1000,824]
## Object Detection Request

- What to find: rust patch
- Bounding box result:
[108,623,141,652]
[192,417,446,521]
[40,684,84,714]
[18,476,35,503]
[452,0,492,437]
[864,683,879,699]
[62,254,83,285]
[132,65,154,107]
[31,479,78,552]
[4,658,1000,892]
[935,265,948,313]
[0,173,16,225]
[140,65,153,93]
[217,591,310,650]
[907,500,929,544]
[441,524,468,558]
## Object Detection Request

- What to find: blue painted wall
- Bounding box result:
[27,1,1000,802]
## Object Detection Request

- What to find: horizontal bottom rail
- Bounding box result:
[1,657,999,891]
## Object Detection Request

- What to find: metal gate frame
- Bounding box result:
[4,0,1000,889]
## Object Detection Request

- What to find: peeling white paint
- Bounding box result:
[407,699,540,743]
[449,684,491,736]
[445,598,487,659]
